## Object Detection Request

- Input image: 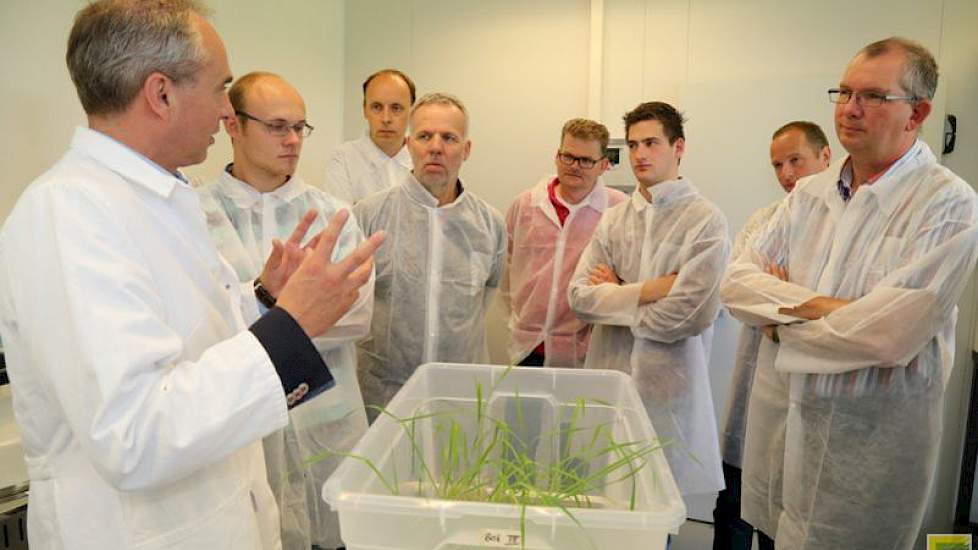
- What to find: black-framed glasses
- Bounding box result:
[557,152,603,169]
[235,110,314,138]
[828,88,917,107]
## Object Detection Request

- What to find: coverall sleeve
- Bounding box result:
[630,210,730,343]
[721,198,821,327]
[567,217,644,326]
[776,193,978,373]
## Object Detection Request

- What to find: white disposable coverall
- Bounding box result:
[197,170,372,550]
[324,135,412,205]
[569,178,729,496]
[721,141,978,550]
[353,172,506,418]
[500,176,627,367]
[0,127,288,549]
[720,200,781,467]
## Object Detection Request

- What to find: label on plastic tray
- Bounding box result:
[480,529,522,547]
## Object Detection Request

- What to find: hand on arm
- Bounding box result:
[779,296,852,320]
[588,263,622,286]
[759,261,850,339]
[638,273,678,305]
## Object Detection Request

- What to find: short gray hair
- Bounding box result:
[859,36,938,100]
[66,0,210,116]
[411,93,469,135]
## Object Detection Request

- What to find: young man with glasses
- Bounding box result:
[722,37,978,550]
[197,71,372,550]
[569,102,729,499]
[326,69,416,204]
[500,118,625,368]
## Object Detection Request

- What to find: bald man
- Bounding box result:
[197,72,372,550]
[325,69,416,204]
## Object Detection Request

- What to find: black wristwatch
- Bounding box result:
[254,278,277,309]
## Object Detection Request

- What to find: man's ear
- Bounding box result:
[673,137,686,160]
[143,72,173,119]
[224,114,241,137]
[907,99,932,132]
[820,145,831,166]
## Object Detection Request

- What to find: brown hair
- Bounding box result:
[561,118,610,151]
[623,101,686,144]
[772,121,829,152]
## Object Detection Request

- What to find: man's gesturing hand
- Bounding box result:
[276,209,386,337]
[260,209,320,298]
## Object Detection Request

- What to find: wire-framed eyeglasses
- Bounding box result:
[827,88,917,107]
[235,110,314,138]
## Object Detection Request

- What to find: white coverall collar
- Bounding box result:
[811,139,932,217]
[529,175,612,227]
[854,139,933,217]
[358,134,412,170]
[403,172,467,209]
[217,165,305,209]
[71,126,185,198]
[630,177,692,212]
[530,175,612,211]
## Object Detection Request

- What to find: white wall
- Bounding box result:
[0,0,345,214]
[602,0,946,233]
[344,0,592,212]
[0,1,87,220]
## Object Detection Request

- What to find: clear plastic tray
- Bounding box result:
[324,363,685,549]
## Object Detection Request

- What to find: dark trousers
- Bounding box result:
[518,350,546,366]
[713,461,757,550]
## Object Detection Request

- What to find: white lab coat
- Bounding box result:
[324,135,412,205]
[569,178,729,496]
[0,127,288,549]
[197,171,372,550]
[353,172,506,419]
[500,176,626,367]
[721,140,978,549]
[720,199,781,468]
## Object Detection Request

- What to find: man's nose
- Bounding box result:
[283,128,302,145]
[842,95,864,118]
[219,93,234,121]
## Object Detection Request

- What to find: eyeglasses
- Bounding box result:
[827,88,917,107]
[557,152,603,169]
[235,111,314,138]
